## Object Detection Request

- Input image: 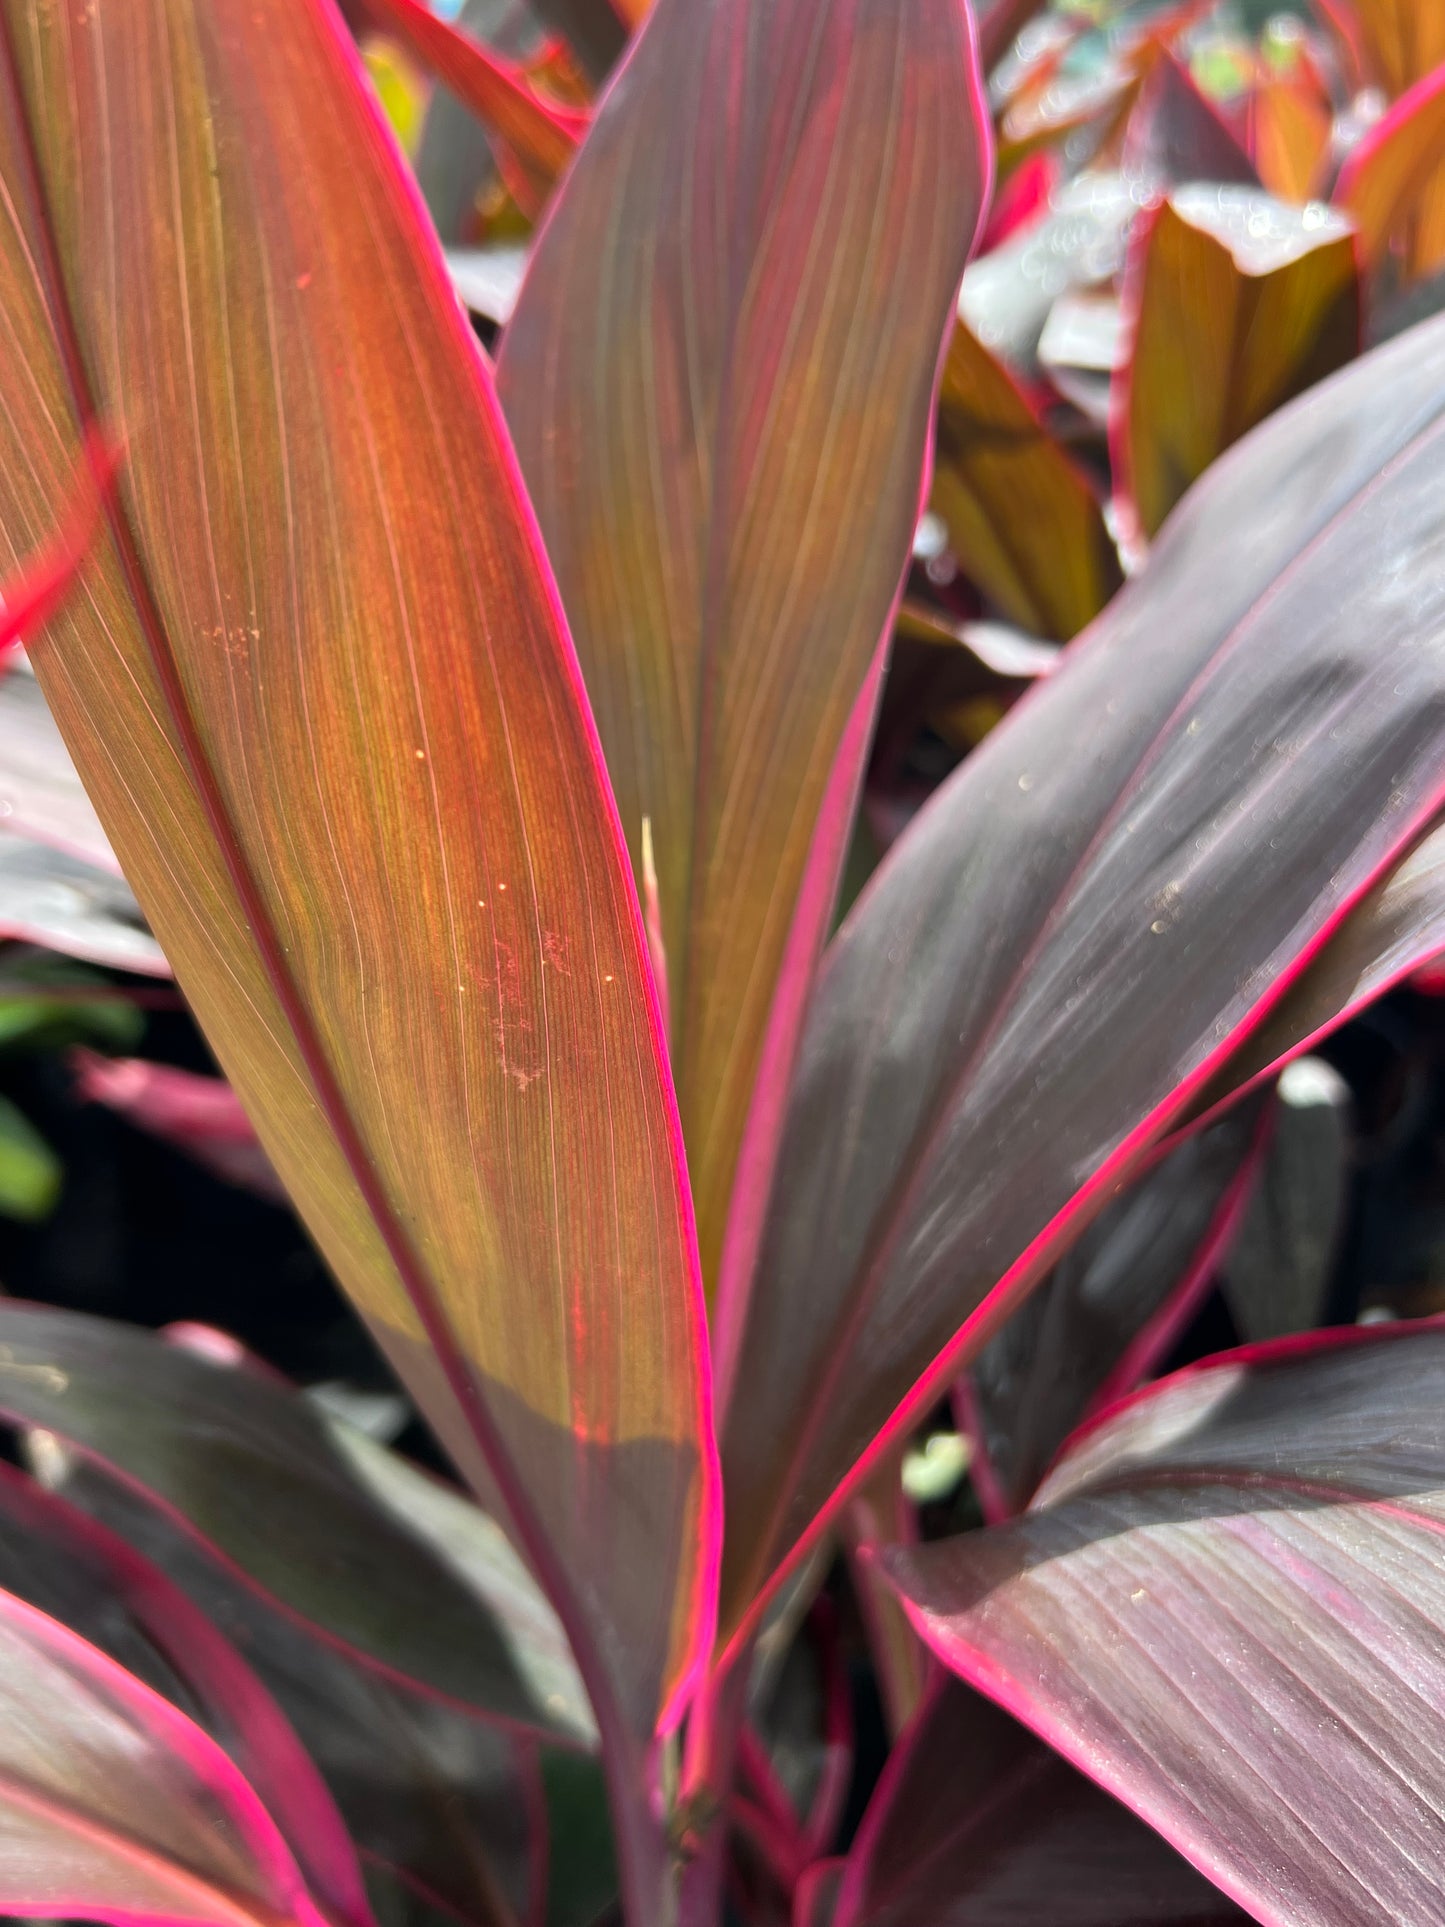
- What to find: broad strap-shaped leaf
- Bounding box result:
[835,1676,1245,1926]
[1188,814,1445,1124]
[1317,0,1445,96]
[717,314,1445,1645]
[1115,188,1359,540]
[495,0,990,1300]
[0,834,166,974]
[41,1457,550,1927]
[964,1100,1268,1517]
[1336,60,1445,279]
[885,1322,1445,1927]
[0,1581,334,1927]
[0,1459,372,1927]
[0,1303,591,1747]
[929,322,1121,641]
[0,0,715,1749]
[362,0,586,215]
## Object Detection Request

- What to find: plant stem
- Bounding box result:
[675,1652,752,1927]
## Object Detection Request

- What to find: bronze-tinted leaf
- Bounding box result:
[1116,188,1360,540]
[1335,61,1445,280]
[496,0,989,1301]
[0,0,715,1761]
[930,322,1121,640]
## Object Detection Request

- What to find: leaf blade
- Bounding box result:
[496,0,991,1300]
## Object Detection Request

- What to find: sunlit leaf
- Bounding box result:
[887,1322,1445,1927]
[717,315,1445,1647]
[0,0,715,1759]
[496,0,990,1306]
[1115,188,1359,540]
[1335,60,1445,280]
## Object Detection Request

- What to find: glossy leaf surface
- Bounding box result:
[1336,61,1445,279]
[0,0,713,1742]
[719,314,1445,1643]
[1190,815,1445,1120]
[1117,189,1359,539]
[965,1101,1266,1515]
[0,1461,372,1927]
[0,1581,331,1927]
[0,1303,592,1746]
[496,0,989,1297]
[836,1677,1244,1925]
[930,322,1121,640]
[887,1322,1445,1927]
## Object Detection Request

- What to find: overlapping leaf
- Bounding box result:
[717,314,1445,1643]
[0,1303,591,1746]
[929,322,1121,640]
[1189,815,1445,1122]
[1336,61,1445,279]
[1116,188,1359,540]
[1317,0,1445,96]
[0,1460,372,1927]
[496,0,989,1302]
[834,1677,1245,1925]
[964,1100,1267,1516]
[39,1458,550,1927]
[362,0,586,215]
[887,1322,1445,1927]
[0,1580,334,1927]
[0,0,715,1754]
[1248,66,1330,203]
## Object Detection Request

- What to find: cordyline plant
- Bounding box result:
[6,0,1445,1921]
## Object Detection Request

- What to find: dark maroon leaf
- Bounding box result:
[886,1322,1445,1927]
[718,314,1445,1645]
[963,1098,1268,1516]
[835,1676,1245,1925]
[0,1303,591,1745]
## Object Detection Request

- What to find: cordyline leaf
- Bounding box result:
[0,1459,373,1927]
[1336,61,1445,280]
[842,1452,928,1741]
[362,0,586,216]
[0,1580,334,1927]
[1248,67,1331,203]
[1122,52,1259,194]
[886,1321,1445,1927]
[963,1099,1268,1518]
[496,0,990,1308]
[1188,814,1445,1125]
[0,0,716,1754]
[717,313,1445,1648]
[37,1457,547,1927]
[1114,189,1360,541]
[0,1303,591,1748]
[794,1862,845,1927]
[1316,0,1445,96]
[929,321,1121,641]
[834,1675,1245,1926]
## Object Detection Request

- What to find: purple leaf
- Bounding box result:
[886,1321,1445,1926]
